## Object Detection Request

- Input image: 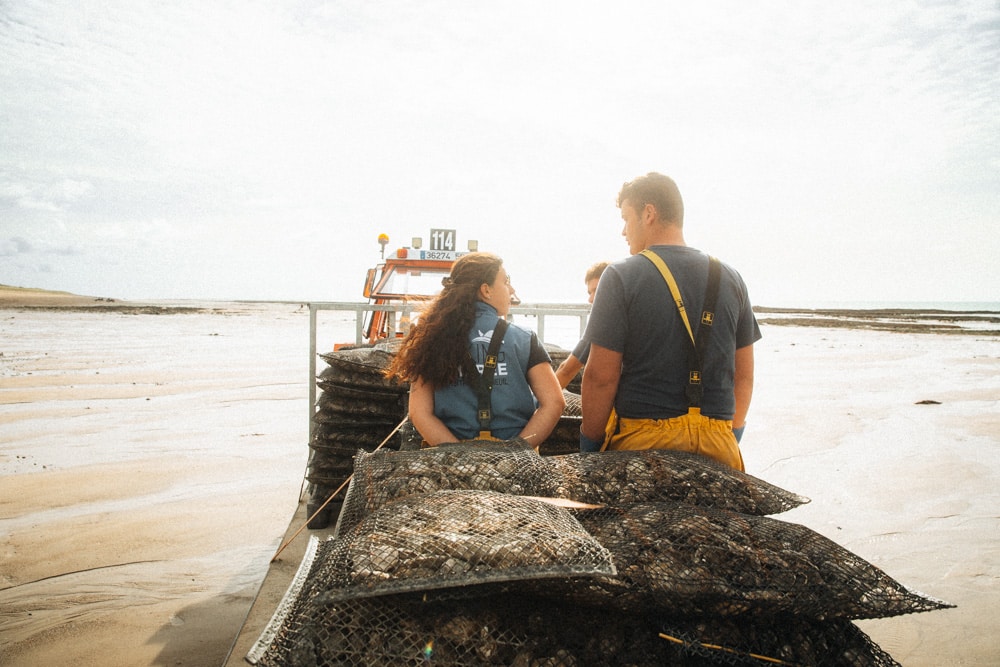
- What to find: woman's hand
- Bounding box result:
[518,363,565,448]
[408,377,458,446]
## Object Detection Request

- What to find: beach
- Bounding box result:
[0,294,312,666]
[1,290,998,666]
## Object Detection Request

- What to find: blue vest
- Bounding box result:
[433,302,539,440]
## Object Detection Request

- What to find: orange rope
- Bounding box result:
[659,632,800,666]
[270,417,407,562]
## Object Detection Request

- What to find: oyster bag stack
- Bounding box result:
[250,442,953,666]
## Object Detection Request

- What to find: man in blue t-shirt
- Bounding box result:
[555,261,609,389]
[580,172,761,470]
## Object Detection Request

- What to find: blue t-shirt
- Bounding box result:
[433,302,551,440]
[585,246,761,421]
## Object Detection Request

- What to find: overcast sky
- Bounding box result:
[2,1,998,306]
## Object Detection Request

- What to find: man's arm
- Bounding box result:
[732,344,755,430]
[555,354,583,389]
[581,343,622,445]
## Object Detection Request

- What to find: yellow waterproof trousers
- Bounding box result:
[605,407,745,472]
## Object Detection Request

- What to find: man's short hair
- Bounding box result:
[617,172,684,226]
[584,261,610,283]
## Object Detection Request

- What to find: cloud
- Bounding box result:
[0,236,34,256]
[1,0,998,303]
[0,234,78,257]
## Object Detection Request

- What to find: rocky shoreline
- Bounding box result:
[754,307,1000,335]
[3,285,997,334]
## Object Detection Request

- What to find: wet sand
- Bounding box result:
[745,324,999,664]
[1,296,311,666]
[1,289,998,666]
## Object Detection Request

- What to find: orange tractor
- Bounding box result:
[359,229,479,344]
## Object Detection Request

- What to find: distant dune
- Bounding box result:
[0,285,203,314]
[0,284,112,308]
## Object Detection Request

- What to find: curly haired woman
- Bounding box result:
[387,252,564,448]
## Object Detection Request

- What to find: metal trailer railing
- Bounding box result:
[307,301,592,433]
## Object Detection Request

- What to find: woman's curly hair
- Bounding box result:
[386,252,503,388]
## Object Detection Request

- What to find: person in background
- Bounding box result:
[387,252,564,449]
[555,261,610,389]
[580,172,760,469]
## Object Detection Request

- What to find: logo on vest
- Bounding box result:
[472,329,508,380]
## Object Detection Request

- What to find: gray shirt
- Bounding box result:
[585,246,761,421]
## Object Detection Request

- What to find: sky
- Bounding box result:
[1,0,998,306]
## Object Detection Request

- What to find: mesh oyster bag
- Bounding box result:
[545,449,810,515]
[562,389,582,416]
[315,386,405,419]
[250,584,901,667]
[656,612,901,667]
[316,362,404,393]
[305,424,399,492]
[310,422,391,450]
[251,589,673,667]
[308,343,409,526]
[310,408,397,427]
[335,439,557,535]
[566,501,953,620]
[538,418,584,456]
[316,489,615,600]
[535,390,584,456]
[318,344,407,392]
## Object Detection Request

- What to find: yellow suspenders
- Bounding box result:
[639,249,721,409]
[639,249,697,346]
